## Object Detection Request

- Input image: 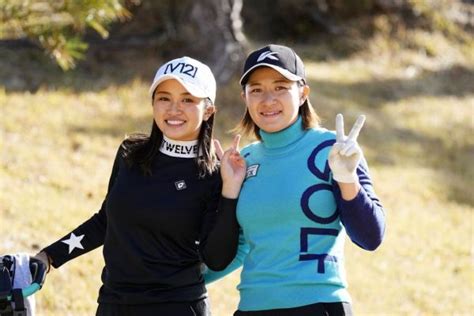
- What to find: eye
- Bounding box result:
[156,96,170,102]
[275,85,289,91]
[250,88,262,94]
[182,98,196,103]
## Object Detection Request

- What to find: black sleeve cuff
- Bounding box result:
[218,196,238,213]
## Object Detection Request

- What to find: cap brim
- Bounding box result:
[149,74,208,99]
[239,63,303,85]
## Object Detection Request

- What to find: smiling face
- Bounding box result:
[152,79,215,141]
[242,67,309,134]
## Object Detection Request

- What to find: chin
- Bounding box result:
[260,123,285,133]
[163,131,182,139]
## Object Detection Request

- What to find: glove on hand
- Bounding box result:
[33,251,51,273]
[328,114,366,183]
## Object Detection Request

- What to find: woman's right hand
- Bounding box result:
[33,251,51,273]
[214,135,247,199]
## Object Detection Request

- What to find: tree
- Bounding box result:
[152,0,247,83]
[2,0,469,79]
[96,0,248,83]
[0,0,131,70]
[0,0,248,83]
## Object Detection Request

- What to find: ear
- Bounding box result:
[300,85,310,106]
[240,90,246,103]
[203,105,216,121]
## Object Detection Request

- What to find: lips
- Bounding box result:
[260,111,281,117]
[165,119,185,126]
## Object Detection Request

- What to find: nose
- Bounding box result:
[167,99,183,113]
[261,91,275,106]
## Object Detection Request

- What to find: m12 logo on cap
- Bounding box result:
[257,51,279,62]
[165,62,198,78]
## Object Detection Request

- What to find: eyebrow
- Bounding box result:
[154,91,193,96]
[247,79,292,86]
[274,79,291,84]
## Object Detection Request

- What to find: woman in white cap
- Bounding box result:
[215,44,386,315]
[33,56,248,315]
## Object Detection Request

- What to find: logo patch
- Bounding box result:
[160,138,198,158]
[164,62,198,78]
[175,180,187,190]
[246,164,260,179]
[257,51,279,62]
[61,233,85,254]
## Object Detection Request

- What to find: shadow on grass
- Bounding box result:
[366,109,473,207]
[67,118,153,139]
[0,46,159,93]
[2,45,472,99]
[311,65,474,107]
[306,70,474,207]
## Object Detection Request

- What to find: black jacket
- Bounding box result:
[43,145,237,304]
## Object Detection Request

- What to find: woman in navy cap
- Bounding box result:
[33,56,248,316]
[216,44,386,315]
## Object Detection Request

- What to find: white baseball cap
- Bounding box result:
[149,56,217,104]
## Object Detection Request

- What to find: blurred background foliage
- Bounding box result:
[0,0,132,70]
[1,0,472,75]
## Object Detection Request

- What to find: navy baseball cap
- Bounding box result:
[239,44,306,86]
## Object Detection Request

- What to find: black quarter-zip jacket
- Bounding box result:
[42,145,238,304]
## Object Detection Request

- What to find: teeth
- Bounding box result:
[166,120,185,125]
[262,111,279,116]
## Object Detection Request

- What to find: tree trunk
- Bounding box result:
[185,0,248,84]
[85,0,248,83]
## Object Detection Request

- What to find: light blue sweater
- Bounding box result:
[235,116,385,311]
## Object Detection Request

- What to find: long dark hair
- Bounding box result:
[122,100,218,178]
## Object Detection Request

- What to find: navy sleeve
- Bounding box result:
[333,157,386,251]
[42,146,122,268]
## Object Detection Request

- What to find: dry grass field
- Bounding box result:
[1,28,473,315]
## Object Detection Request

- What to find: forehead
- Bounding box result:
[247,67,293,84]
[155,79,190,94]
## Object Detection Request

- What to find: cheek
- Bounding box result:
[243,92,254,104]
[245,97,257,111]
[288,94,301,112]
[195,105,206,116]
[246,104,259,120]
[152,106,166,125]
[152,105,161,117]
[188,106,206,123]
[294,93,302,106]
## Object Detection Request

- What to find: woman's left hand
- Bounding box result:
[214,135,247,198]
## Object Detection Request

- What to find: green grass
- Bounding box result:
[1,29,473,315]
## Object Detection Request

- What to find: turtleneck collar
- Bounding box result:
[159,136,199,158]
[259,116,305,149]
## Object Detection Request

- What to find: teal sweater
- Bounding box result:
[235,116,385,311]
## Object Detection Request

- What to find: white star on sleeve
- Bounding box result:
[61,233,85,254]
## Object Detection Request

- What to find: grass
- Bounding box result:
[1,27,473,315]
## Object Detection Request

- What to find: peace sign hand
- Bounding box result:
[328,114,366,183]
[214,135,247,199]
